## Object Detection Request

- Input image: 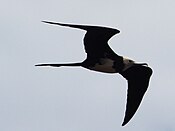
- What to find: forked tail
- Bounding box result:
[35,62,82,67]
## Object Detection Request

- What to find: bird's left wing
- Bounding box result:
[120,65,153,126]
[42,21,120,58]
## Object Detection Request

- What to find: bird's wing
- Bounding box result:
[119,65,153,126]
[83,25,120,58]
[42,21,120,58]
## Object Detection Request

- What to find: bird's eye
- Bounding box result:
[129,60,133,62]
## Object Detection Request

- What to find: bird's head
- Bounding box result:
[123,57,148,71]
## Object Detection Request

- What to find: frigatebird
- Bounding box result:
[36,21,153,126]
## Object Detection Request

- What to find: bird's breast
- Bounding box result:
[88,58,117,73]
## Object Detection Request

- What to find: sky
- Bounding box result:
[1,0,175,131]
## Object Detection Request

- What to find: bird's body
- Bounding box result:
[36,21,153,126]
[81,53,124,73]
[87,58,117,73]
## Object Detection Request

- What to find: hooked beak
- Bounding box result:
[134,63,148,66]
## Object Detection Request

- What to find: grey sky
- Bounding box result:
[1,0,175,130]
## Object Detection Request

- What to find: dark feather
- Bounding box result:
[42,21,120,58]
[120,65,153,126]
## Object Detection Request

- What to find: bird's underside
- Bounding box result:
[36,21,153,126]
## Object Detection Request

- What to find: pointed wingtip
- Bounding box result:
[122,115,131,126]
[41,20,46,23]
[122,123,125,126]
[41,20,48,23]
[41,20,55,24]
[121,119,129,126]
[122,123,126,126]
[41,20,71,28]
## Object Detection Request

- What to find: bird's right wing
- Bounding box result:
[120,65,153,126]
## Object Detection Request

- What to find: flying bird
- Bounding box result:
[36,21,153,126]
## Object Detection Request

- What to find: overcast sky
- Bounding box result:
[1,0,175,131]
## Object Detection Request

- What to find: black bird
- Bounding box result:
[36,21,153,126]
